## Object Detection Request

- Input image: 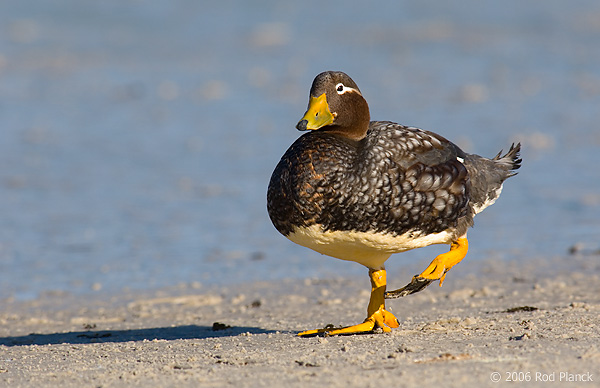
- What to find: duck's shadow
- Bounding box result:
[0,325,276,347]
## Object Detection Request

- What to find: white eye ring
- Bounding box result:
[335,83,355,95]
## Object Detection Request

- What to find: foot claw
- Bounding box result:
[297,325,337,337]
[439,271,448,286]
[385,276,433,299]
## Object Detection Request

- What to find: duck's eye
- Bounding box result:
[335,83,357,95]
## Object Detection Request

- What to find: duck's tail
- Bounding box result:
[492,143,522,178]
[464,143,521,215]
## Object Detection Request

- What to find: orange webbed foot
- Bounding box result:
[298,268,399,337]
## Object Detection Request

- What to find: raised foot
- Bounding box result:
[297,307,399,337]
[386,237,469,299]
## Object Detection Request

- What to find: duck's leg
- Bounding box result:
[385,237,469,299]
[298,268,399,337]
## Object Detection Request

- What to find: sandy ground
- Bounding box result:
[1,255,599,388]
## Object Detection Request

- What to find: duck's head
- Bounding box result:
[296,71,370,141]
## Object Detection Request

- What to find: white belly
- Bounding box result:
[287,224,453,269]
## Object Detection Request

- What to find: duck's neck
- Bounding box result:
[324,123,369,141]
[327,101,371,141]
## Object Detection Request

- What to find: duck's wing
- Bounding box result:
[362,121,472,237]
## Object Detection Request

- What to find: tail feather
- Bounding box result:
[493,142,521,177]
[463,142,522,215]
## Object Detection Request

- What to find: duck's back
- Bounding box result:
[267,121,472,243]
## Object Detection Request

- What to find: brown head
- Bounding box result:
[296,71,370,141]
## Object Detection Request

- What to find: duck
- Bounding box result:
[267,71,521,336]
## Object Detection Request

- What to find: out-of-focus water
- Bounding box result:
[1,1,599,300]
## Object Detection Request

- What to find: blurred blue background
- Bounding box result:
[1,1,599,300]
